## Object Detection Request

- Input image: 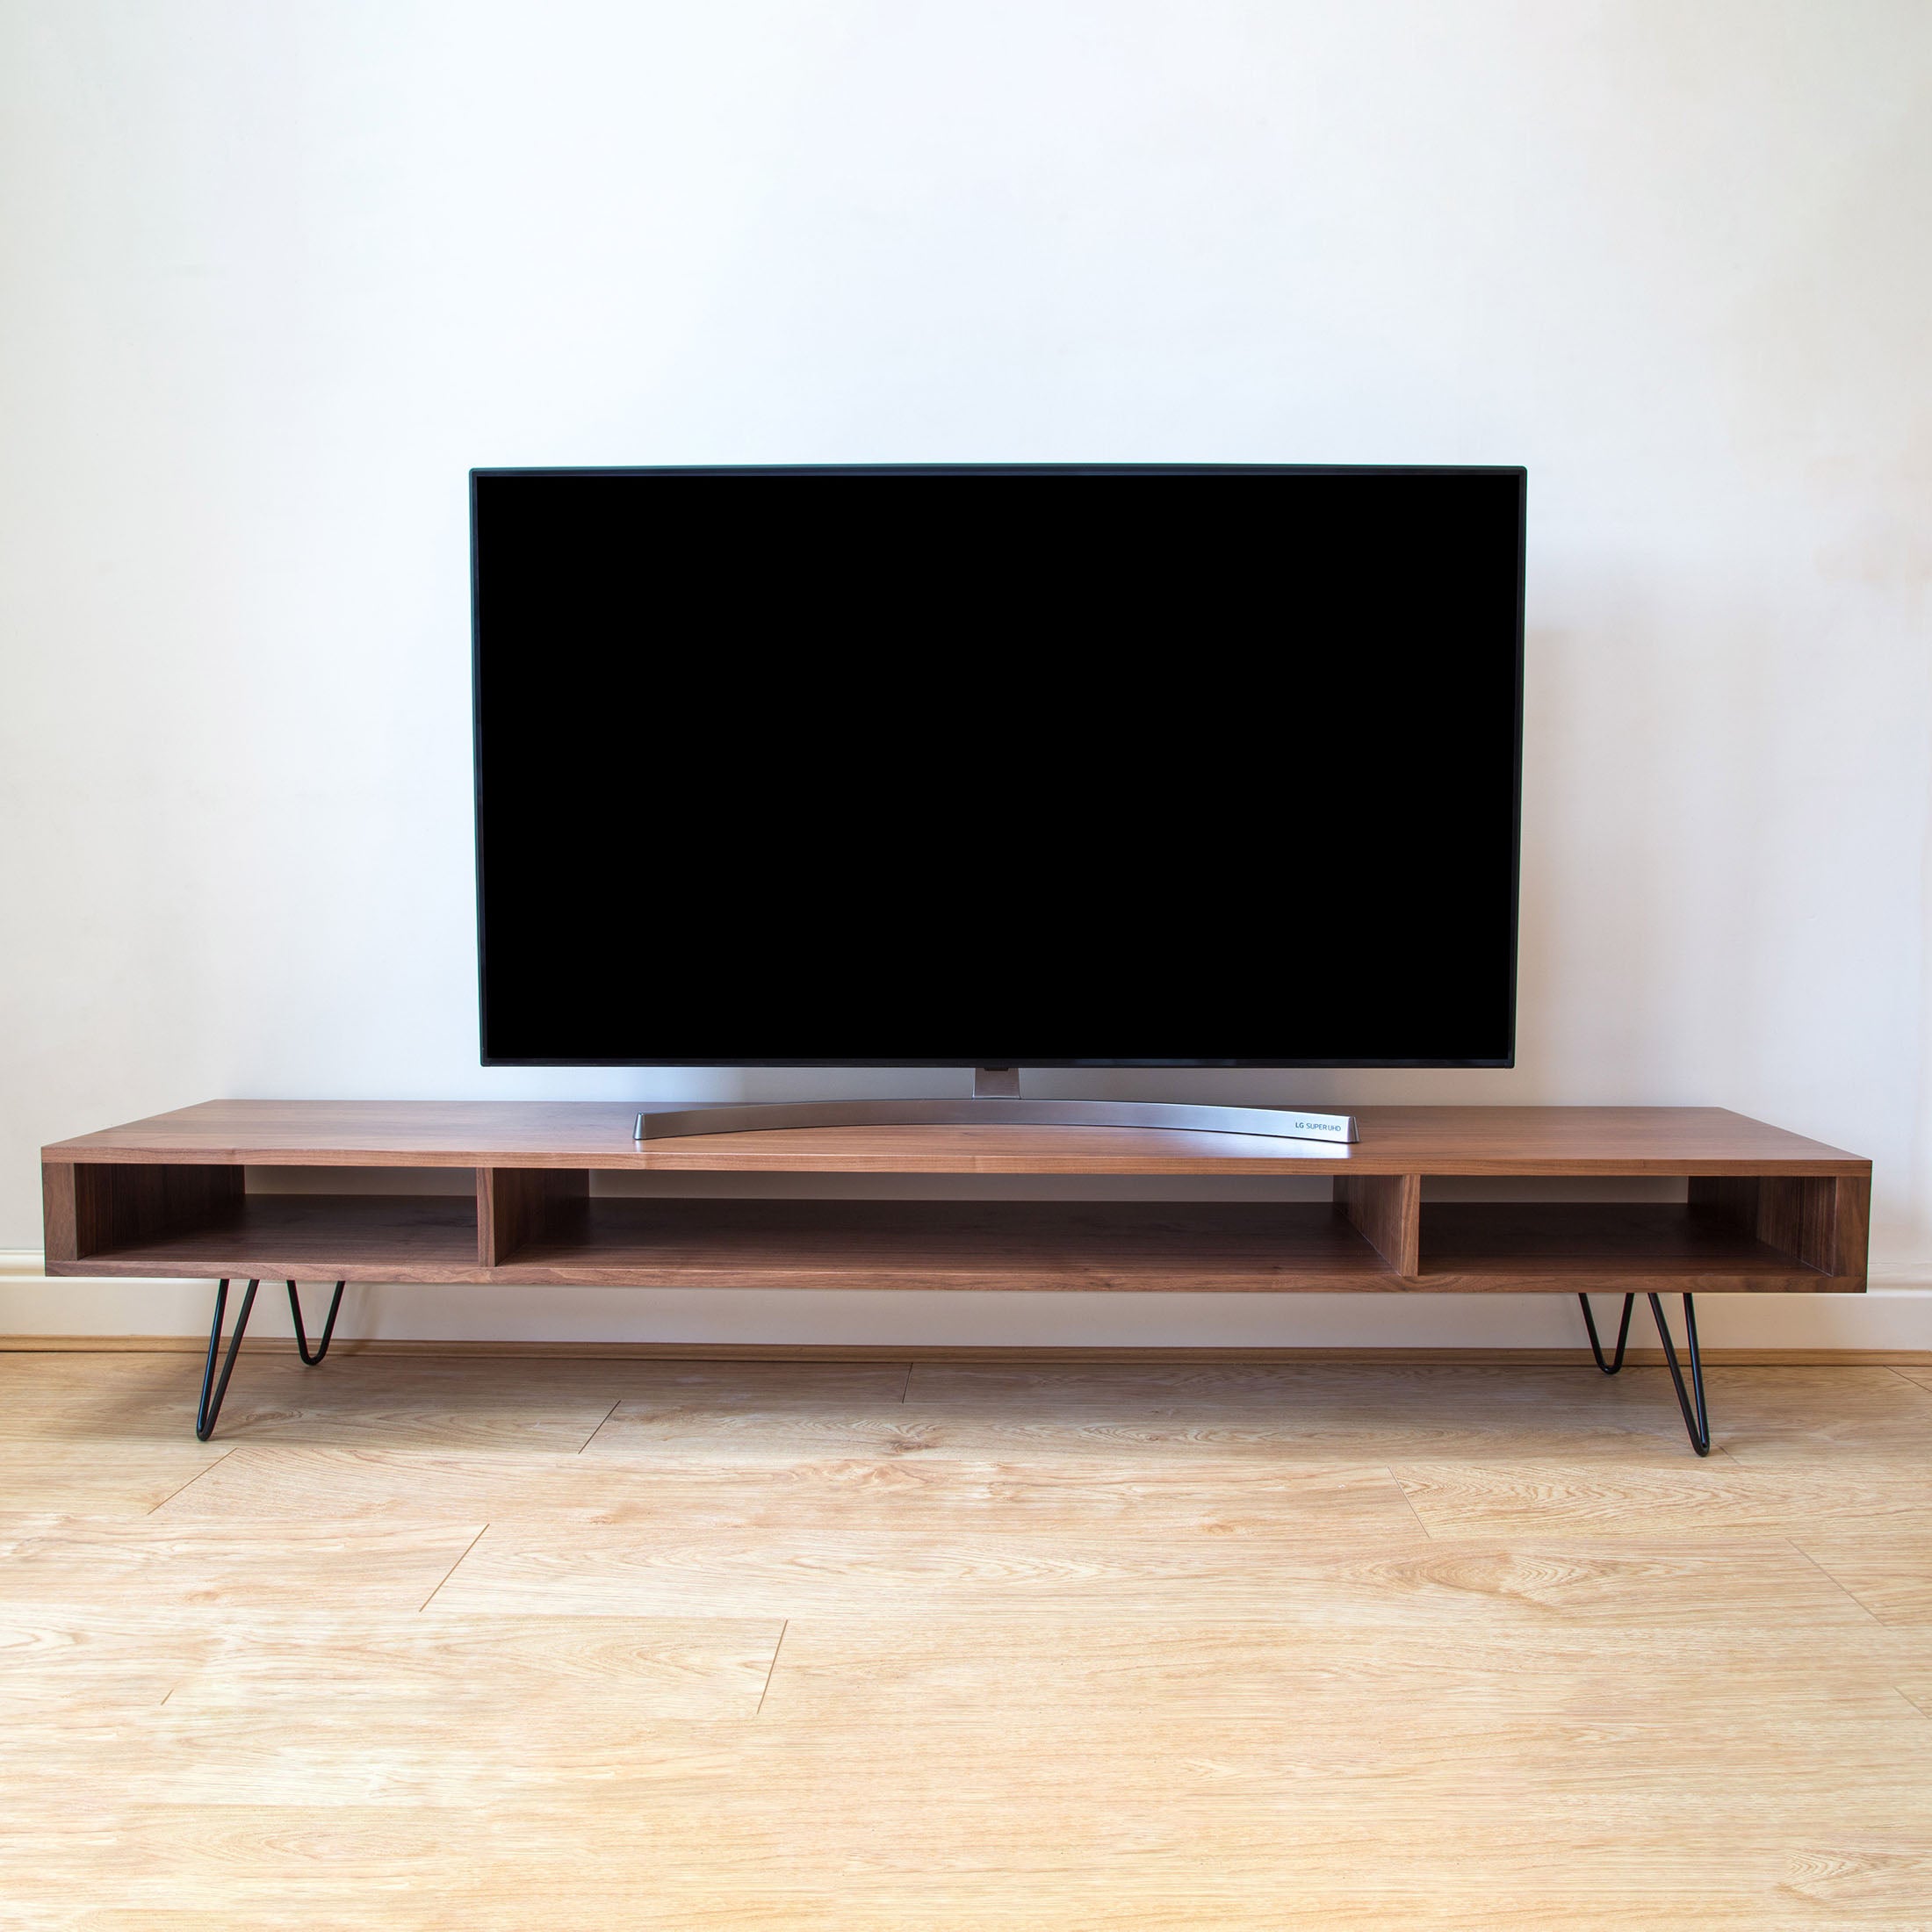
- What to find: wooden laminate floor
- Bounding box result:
[4,1349,1932,1928]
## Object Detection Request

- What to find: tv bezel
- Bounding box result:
[470,462,1526,1071]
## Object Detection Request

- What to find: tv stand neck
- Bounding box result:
[630,1086,1359,1145]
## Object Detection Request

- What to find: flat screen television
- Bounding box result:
[472,465,1524,1073]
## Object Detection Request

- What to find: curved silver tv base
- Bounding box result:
[632,1071,1358,1147]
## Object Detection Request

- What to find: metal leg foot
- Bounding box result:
[196,1278,259,1441]
[1578,1294,1635,1373]
[1649,1291,1712,1455]
[288,1280,345,1366]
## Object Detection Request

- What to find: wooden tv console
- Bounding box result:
[40,1100,1871,1453]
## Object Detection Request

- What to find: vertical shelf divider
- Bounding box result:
[479,1167,590,1268]
[1334,1172,1421,1277]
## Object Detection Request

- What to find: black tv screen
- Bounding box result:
[472,465,1524,1068]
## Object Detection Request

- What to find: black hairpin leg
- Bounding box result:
[1579,1290,1711,1453]
[288,1280,346,1366]
[1648,1291,1711,1455]
[196,1278,259,1442]
[195,1278,348,1438]
[1578,1294,1635,1373]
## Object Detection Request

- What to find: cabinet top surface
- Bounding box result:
[41,1100,1870,1175]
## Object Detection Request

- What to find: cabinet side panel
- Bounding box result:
[1829,1174,1870,1282]
[42,1164,79,1265]
[1687,1177,1759,1234]
[1334,1174,1419,1275]
[1756,1177,1836,1272]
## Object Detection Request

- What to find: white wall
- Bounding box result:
[4,0,1929,1343]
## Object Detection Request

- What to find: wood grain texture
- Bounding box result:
[588,1365,1715,1464]
[169,1613,784,1719]
[1795,1537,1932,1626]
[25,1896,1917,1931]
[1832,1171,1872,1280]
[40,1158,78,1264]
[0,1441,226,1517]
[149,1445,1426,1539]
[36,1195,1870,1294]
[0,1610,782,1723]
[751,1618,1929,1724]
[16,1896,1922,1931]
[13,1704,1932,1817]
[47,1198,1398,1291]
[4,1352,1932,1924]
[0,1517,484,1611]
[11,1784,1932,1915]
[0,1352,635,1451]
[428,1523,1864,1622]
[1417,1201,1854,1291]
[1689,1174,1869,1280]
[60,1193,485,1281]
[61,1161,244,1259]
[579,1404,1707,1468]
[1687,1365,1932,1466]
[496,1198,1399,1290]
[1393,1459,1932,1538]
[1759,1174,1856,1274]
[43,1099,1871,1175]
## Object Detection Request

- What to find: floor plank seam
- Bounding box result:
[143,1446,237,1515]
[756,1619,789,1717]
[1889,1685,1932,1725]
[1388,1467,1436,1539]
[1781,1535,1892,1626]
[575,1400,623,1455]
[416,1524,490,1613]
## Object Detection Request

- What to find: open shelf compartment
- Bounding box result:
[1416,1175,1870,1293]
[482,1171,1402,1291]
[44,1162,484,1281]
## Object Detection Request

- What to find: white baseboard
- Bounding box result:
[8,1251,1932,1352]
